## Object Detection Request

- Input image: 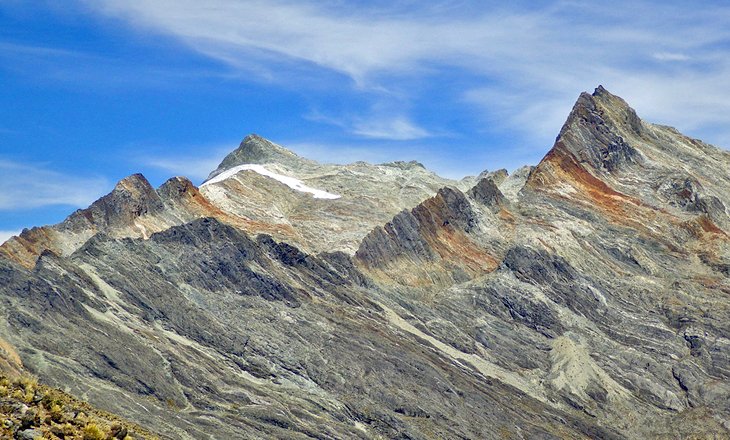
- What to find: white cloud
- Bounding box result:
[79,1,730,149]
[0,41,88,59]
[82,1,563,82]
[0,39,238,92]
[306,110,433,141]
[304,109,434,141]
[653,52,690,62]
[352,116,431,140]
[0,230,20,244]
[463,87,574,143]
[0,159,109,210]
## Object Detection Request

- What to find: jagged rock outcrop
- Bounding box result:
[467,177,506,211]
[1,86,730,439]
[0,174,203,268]
[0,174,303,269]
[0,174,166,268]
[355,186,506,288]
[529,86,730,228]
[555,85,644,173]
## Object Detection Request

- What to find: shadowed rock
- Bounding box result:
[467,177,506,211]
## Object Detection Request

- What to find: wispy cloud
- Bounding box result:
[0,159,108,210]
[82,0,559,83]
[0,41,89,59]
[78,0,730,150]
[0,38,237,92]
[306,110,433,140]
[653,52,690,62]
[352,117,432,140]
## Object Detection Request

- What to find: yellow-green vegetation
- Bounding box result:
[0,373,157,439]
[83,423,108,440]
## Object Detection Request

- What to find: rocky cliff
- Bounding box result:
[1,87,729,439]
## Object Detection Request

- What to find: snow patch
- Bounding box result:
[202,164,341,199]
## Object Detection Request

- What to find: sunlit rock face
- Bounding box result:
[1,87,730,439]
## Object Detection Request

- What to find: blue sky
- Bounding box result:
[2,1,730,241]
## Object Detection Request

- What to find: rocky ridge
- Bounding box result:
[0,87,729,439]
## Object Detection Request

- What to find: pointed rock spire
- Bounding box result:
[553,86,644,174]
[355,185,499,289]
[524,86,652,218]
[157,176,199,203]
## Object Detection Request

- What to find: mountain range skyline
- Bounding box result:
[2,85,729,438]
[3,1,730,241]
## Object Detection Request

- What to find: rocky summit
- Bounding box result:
[1,86,729,439]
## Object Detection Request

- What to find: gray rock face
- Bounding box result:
[0,174,225,268]
[558,85,644,173]
[467,177,506,211]
[354,185,501,289]
[356,208,435,267]
[1,86,730,439]
[16,429,43,440]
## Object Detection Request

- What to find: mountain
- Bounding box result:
[1,87,729,439]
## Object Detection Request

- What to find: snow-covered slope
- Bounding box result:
[202,164,341,199]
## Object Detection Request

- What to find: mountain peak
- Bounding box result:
[592,84,616,99]
[206,134,314,182]
[544,86,644,177]
[524,87,649,211]
[228,133,298,164]
[566,85,643,138]
[5,87,730,439]
[65,173,164,231]
[114,173,155,194]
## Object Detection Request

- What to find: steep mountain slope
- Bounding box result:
[0,87,729,439]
